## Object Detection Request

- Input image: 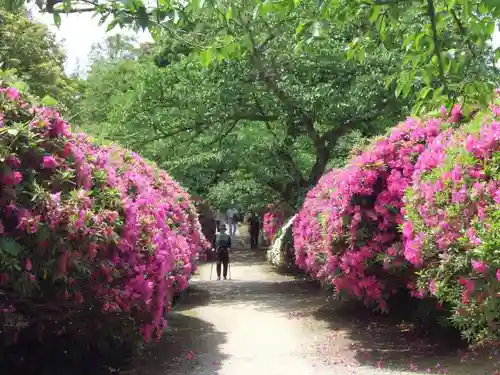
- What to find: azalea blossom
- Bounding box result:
[0,87,209,343]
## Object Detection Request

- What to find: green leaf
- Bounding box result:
[192,0,205,9]
[6,128,19,136]
[41,95,58,107]
[0,238,23,256]
[252,3,261,20]
[402,80,412,98]
[296,20,312,36]
[385,75,394,89]
[10,80,26,93]
[369,6,381,23]
[418,86,431,100]
[106,18,121,32]
[53,12,62,27]
[200,47,213,66]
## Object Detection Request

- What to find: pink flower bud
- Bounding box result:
[42,155,59,169]
[24,258,32,271]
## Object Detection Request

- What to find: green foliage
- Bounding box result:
[20,0,499,115]
[331,0,500,113]
[0,8,77,110]
[73,5,412,211]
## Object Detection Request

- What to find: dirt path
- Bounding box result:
[129,236,500,375]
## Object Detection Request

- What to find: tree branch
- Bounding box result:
[251,92,308,185]
[212,119,240,147]
[242,20,323,148]
[427,0,448,95]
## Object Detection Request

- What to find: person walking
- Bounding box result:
[248,212,260,249]
[226,207,238,236]
[212,224,231,280]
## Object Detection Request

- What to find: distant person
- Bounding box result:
[248,212,260,249]
[212,224,231,280]
[226,207,238,236]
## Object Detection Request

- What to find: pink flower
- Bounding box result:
[1,171,23,185]
[13,171,23,184]
[1,87,20,100]
[466,228,481,246]
[450,166,461,182]
[6,156,21,168]
[471,260,488,274]
[496,269,500,281]
[263,207,286,241]
[450,104,463,123]
[465,135,475,153]
[294,117,441,307]
[24,258,32,272]
[402,221,413,238]
[491,106,500,117]
[0,86,239,342]
[42,155,59,169]
[429,279,437,295]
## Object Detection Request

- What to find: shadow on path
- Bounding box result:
[182,248,326,315]
[176,280,325,315]
[126,313,228,375]
[223,248,268,266]
[311,300,500,374]
[0,314,227,375]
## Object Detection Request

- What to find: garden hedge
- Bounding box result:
[293,95,500,342]
[293,108,463,309]
[0,86,208,348]
[403,97,500,343]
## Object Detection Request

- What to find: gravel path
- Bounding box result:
[128,236,499,375]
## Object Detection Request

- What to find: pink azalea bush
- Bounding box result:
[293,114,461,309]
[403,96,500,342]
[262,205,286,242]
[0,87,208,346]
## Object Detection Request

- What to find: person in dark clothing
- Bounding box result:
[248,212,260,249]
[212,224,231,280]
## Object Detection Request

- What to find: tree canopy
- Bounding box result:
[6,0,498,211]
[73,5,417,211]
[14,0,500,113]
[0,6,77,109]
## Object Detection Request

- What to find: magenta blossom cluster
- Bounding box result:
[403,99,500,341]
[262,205,286,242]
[0,87,208,344]
[293,115,457,308]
